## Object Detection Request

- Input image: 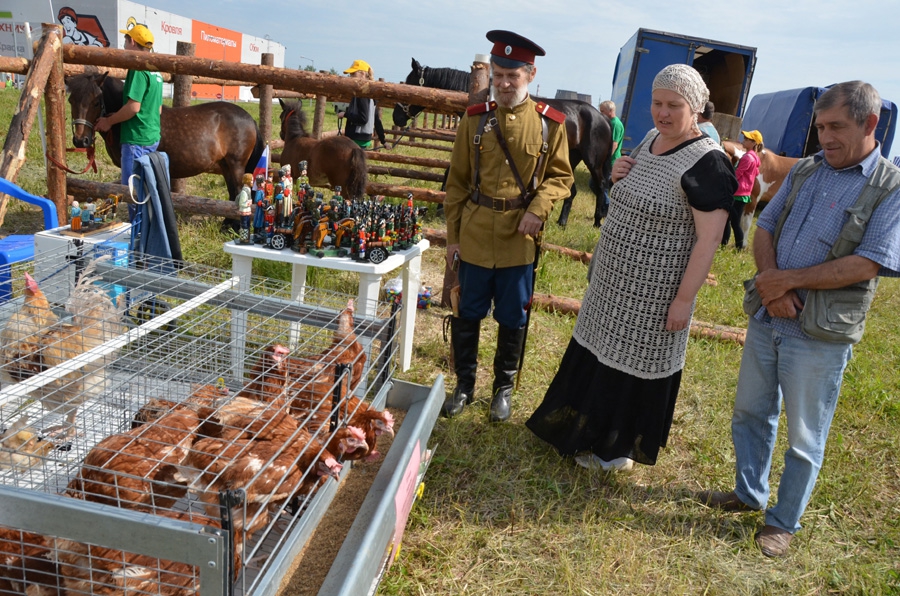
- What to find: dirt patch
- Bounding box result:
[276,407,406,596]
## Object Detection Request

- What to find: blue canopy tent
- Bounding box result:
[741,86,897,158]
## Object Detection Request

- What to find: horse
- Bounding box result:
[278,98,368,199]
[722,140,799,237]
[392,58,613,227]
[66,72,265,204]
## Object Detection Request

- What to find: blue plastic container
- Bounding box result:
[0,235,36,302]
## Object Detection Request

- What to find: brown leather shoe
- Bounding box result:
[755,525,793,557]
[697,490,759,512]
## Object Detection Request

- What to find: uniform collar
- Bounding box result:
[813,142,882,176]
[495,95,534,114]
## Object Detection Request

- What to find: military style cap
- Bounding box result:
[486,30,545,69]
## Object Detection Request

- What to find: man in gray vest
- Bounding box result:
[700,81,900,557]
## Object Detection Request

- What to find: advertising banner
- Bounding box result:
[192,19,240,100]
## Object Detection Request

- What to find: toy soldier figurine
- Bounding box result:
[282,165,294,222]
[273,182,285,227]
[264,205,276,246]
[83,199,96,228]
[298,161,309,187]
[236,173,253,244]
[265,171,274,200]
[252,174,268,243]
[441,30,574,422]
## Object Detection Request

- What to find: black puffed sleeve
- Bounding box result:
[681,150,738,212]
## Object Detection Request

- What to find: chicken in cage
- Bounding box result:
[0,242,400,595]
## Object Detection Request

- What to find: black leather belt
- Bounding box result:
[470,192,526,212]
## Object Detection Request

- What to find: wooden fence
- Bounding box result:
[0,25,475,225]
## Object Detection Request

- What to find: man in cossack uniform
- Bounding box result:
[443,30,574,422]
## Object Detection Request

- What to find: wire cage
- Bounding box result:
[0,239,401,596]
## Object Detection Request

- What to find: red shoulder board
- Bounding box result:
[535,102,566,124]
[467,101,497,116]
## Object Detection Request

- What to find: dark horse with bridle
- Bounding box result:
[393,58,613,227]
[66,72,264,203]
[278,98,368,199]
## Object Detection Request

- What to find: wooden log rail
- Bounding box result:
[386,129,457,143]
[61,45,468,114]
[392,140,453,153]
[365,152,450,169]
[367,166,444,183]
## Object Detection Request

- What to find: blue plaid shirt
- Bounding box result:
[754,145,900,338]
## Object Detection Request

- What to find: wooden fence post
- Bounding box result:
[258,52,274,145]
[313,94,327,140]
[44,24,67,225]
[171,41,195,194]
[0,24,59,228]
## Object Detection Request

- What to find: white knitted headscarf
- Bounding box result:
[651,64,709,114]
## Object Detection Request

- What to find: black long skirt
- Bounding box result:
[525,337,682,466]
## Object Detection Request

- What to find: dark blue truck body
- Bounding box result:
[611,29,757,154]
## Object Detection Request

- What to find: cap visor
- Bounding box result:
[491,56,527,69]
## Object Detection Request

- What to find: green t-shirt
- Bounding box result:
[120,69,163,146]
[610,116,624,164]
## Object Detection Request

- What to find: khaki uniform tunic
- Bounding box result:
[445,96,574,268]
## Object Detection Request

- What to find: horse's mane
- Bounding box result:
[281,100,308,139]
[418,65,469,93]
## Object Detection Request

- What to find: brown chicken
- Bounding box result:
[1,261,126,436]
[67,406,200,512]
[0,272,59,387]
[178,429,342,561]
[280,299,394,459]
[196,395,299,442]
[239,344,291,403]
[54,509,234,594]
[131,384,230,429]
[0,526,61,595]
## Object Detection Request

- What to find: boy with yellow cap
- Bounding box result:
[337,59,386,153]
[96,21,163,219]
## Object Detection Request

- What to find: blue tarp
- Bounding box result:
[742,87,897,158]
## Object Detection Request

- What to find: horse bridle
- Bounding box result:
[51,81,107,174]
[71,87,108,146]
[396,65,428,119]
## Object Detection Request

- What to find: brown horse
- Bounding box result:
[722,139,799,236]
[278,98,368,199]
[66,72,264,202]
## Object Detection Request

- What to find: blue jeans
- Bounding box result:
[732,317,852,533]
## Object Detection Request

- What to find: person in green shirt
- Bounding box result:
[96,23,163,218]
[598,100,624,220]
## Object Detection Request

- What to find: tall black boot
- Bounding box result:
[441,317,480,418]
[556,197,573,227]
[489,325,526,422]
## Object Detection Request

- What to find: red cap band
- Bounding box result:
[490,41,535,65]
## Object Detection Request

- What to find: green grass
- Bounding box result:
[2,87,899,595]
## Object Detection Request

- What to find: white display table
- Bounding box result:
[223,239,429,371]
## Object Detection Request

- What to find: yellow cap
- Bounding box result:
[741,129,763,144]
[343,59,371,75]
[120,23,154,49]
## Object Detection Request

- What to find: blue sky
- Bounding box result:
[145,0,900,158]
